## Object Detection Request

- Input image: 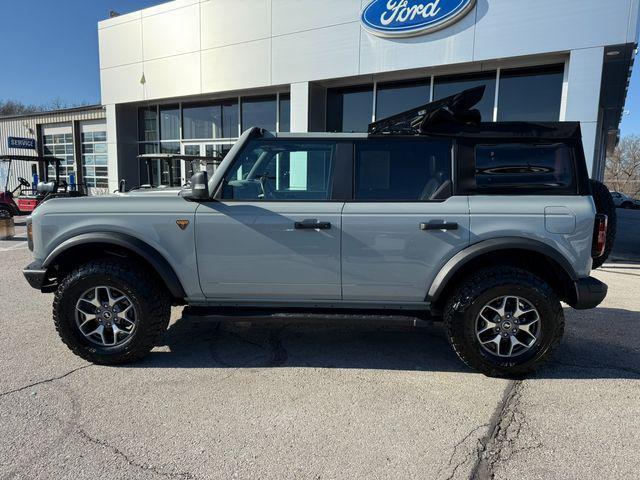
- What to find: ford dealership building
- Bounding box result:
[98,0,640,191]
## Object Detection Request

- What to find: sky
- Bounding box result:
[0,0,164,106]
[1,0,640,135]
[620,65,640,136]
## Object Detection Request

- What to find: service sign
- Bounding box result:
[361,0,476,38]
[8,137,36,150]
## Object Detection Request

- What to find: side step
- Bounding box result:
[182,306,436,326]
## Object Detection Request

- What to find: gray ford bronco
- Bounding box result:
[23,88,613,377]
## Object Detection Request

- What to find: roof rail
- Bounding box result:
[367,85,486,135]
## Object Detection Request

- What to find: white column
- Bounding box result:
[562,47,605,177]
[105,104,120,193]
[290,82,310,133]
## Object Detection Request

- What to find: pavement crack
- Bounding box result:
[438,423,489,480]
[77,430,197,480]
[472,381,543,480]
[0,365,92,398]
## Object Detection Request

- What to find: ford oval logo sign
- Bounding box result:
[361,0,476,38]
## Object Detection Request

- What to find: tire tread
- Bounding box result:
[444,266,564,377]
[53,259,170,365]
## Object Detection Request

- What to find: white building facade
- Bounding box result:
[0,106,107,194]
[98,0,640,190]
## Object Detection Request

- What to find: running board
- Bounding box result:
[181,306,436,325]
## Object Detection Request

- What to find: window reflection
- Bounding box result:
[159,105,180,140]
[497,65,564,122]
[434,72,497,122]
[376,79,430,120]
[279,94,291,133]
[242,96,277,133]
[326,85,373,133]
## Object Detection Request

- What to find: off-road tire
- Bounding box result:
[444,266,564,378]
[590,179,616,269]
[53,259,171,365]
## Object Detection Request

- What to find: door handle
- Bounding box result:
[295,221,332,230]
[420,222,458,231]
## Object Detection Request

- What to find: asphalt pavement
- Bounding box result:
[611,208,640,263]
[1,218,639,479]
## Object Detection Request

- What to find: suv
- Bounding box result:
[22,88,611,377]
[611,191,640,209]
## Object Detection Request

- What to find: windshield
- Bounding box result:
[0,162,10,191]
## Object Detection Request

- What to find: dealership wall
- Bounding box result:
[0,107,105,191]
[98,0,640,190]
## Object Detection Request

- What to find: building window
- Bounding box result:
[81,129,109,190]
[43,131,75,183]
[159,105,180,140]
[376,79,430,120]
[326,85,373,133]
[242,95,277,133]
[138,106,158,142]
[497,64,564,122]
[434,72,497,122]
[183,99,239,140]
[279,93,291,133]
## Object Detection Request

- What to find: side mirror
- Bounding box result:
[187,171,209,200]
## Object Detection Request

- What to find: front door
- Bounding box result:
[196,138,344,301]
[341,137,470,302]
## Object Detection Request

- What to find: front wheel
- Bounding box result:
[444,266,564,377]
[53,259,171,365]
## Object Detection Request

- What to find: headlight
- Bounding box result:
[26,219,34,251]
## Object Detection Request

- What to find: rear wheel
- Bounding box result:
[53,259,171,365]
[444,266,564,377]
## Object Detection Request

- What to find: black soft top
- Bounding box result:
[417,121,582,141]
[368,86,582,141]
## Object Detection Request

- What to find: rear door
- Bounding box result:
[196,138,350,301]
[341,137,470,302]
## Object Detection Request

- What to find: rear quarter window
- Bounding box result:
[470,143,576,194]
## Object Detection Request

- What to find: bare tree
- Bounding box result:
[0,99,41,116]
[0,98,92,117]
[605,135,640,197]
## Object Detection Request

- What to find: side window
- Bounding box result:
[474,143,575,194]
[354,138,452,201]
[221,140,335,200]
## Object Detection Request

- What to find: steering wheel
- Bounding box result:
[17,177,31,188]
[258,172,276,199]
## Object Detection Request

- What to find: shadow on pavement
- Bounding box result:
[136,307,640,380]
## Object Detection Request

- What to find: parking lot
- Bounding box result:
[1,216,639,480]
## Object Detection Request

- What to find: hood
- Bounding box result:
[120,186,184,197]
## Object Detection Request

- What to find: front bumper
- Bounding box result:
[571,276,608,310]
[23,261,49,291]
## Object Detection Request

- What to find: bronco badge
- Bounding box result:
[176,220,190,230]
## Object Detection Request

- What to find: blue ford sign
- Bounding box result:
[361,0,476,38]
[8,137,36,150]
